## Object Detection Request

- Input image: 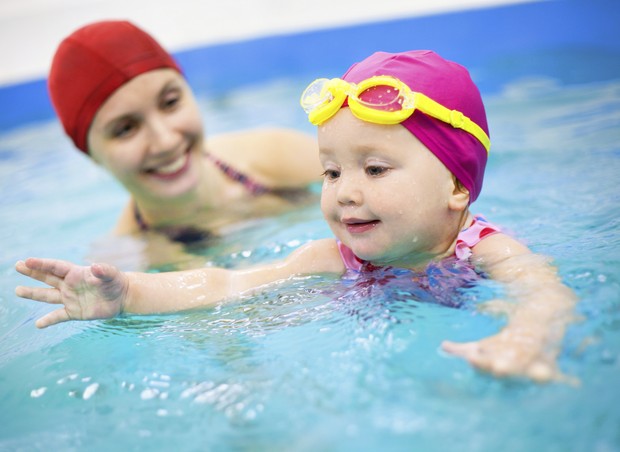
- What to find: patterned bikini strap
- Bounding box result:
[205,153,270,196]
[133,154,268,231]
[133,201,149,231]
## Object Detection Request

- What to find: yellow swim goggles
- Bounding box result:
[300,75,490,153]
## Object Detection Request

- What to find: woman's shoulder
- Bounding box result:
[209,127,321,187]
[209,127,301,158]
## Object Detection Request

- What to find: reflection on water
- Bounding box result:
[1,72,619,450]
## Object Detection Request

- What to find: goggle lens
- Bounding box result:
[356,85,405,112]
[300,79,332,114]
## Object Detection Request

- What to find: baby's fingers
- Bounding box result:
[524,361,555,383]
[23,257,73,277]
[15,259,65,288]
[15,285,62,304]
[442,340,563,383]
[90,263,121,282]
[442,340,491,368]
[442,340,479,360]
[441,340,517,377]
[35,308,71,329]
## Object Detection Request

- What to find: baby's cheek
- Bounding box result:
[319,187,336,213]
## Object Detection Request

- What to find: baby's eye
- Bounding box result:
[366,165,388,176]
[322,169,340,180]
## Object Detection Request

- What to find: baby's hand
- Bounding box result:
[442,329,575,384]
[15,258,128,328]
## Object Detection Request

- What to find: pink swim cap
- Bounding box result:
[341,50,489,203]
[48,20,182,154]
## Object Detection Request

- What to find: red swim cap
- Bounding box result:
[48,20,182,154]
[341,50,489,203]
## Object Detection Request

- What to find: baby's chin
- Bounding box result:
[346,245,391,264]
[353,246,430,270]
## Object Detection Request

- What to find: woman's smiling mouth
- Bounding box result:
[147,151,190,179]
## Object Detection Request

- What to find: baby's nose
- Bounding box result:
[336,175,363,205]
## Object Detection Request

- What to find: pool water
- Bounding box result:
[2,5,620,452]
[2,70,619,452]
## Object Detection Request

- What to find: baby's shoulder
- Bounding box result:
[287,238,345,275]
[471,231,531,259]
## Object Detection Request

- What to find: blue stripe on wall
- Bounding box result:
[1,0,618,131]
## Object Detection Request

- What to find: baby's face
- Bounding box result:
[318,109,463,268]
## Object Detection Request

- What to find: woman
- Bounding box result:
[49,20,322,247]
[48,21,321,268]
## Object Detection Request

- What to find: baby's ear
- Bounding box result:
[448,178,470,211]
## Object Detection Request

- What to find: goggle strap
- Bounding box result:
[301,76,491,153]
[415,94,490,153]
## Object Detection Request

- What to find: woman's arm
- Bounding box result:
[15,238,344,329]
[442,233,578,383]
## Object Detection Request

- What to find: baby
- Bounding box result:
[15,50,576,382]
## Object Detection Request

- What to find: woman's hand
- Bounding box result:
[15,258,129,328]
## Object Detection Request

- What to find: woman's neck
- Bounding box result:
[131,152,225,229]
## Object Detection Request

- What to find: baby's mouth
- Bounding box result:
[343,218,380,233]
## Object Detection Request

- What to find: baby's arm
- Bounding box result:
[442,233,577,383]
[15,238,344,329]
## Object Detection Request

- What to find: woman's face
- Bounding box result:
[88,69,206,203]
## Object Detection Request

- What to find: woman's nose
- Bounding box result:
[146,114,179,154]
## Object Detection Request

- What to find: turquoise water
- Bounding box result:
[1,49,620,452]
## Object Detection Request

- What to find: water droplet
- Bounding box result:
[83,383,99,400]
[30,387,46,398]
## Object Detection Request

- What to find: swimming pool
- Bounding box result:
[1,1,620,450]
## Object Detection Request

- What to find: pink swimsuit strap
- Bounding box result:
[338,215,502,271]
[454,215,502,260]
[338,242,364,272]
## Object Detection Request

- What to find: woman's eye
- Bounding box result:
[161,90,181,110]
[366,166,388,176]
[322,169,340,180]
[111,120,137,139]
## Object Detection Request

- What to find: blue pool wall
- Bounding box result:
[1,0,619,133]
